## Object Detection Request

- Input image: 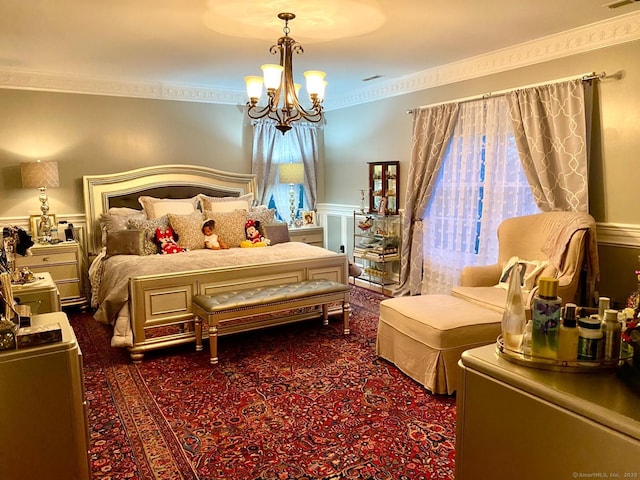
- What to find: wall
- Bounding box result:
[0,90,252,218]
[322,40,640,305]
[1,40,639,304]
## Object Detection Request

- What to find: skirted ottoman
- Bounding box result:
[376,295,502,395]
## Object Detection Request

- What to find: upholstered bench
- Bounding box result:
[193,279,351,364]
[376,295,502,395]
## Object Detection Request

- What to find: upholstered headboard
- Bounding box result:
[83,164,257,256]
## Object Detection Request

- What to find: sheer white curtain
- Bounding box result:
[421,96,539,295]
[251,120,319,221]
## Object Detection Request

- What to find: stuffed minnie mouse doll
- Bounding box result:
[240,219,270,248]
[154,226,187,254]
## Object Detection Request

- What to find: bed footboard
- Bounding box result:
[126,255,349,362]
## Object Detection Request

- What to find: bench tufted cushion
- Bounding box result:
[193,279,349,313]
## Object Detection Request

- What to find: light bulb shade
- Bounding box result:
[279,163,304,185]
[304,70,326,96]
[21,160,60,189]
[317,80,328,101]
[244,75,264,100]
[261,64,284,90]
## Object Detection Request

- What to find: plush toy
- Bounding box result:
[240,219,270,248]
[154,226,187,254]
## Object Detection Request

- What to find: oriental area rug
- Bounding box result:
[71,286,456,480]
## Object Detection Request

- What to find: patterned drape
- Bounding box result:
[395,104,459,296]
[507,79,590,212]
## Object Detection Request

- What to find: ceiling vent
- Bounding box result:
[602,0,639,9]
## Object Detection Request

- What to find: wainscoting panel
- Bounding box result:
[317,204,640,306]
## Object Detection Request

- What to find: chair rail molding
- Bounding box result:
[596,222,640,248]
[319,203,640,249]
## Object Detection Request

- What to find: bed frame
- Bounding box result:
[83,164,349,362]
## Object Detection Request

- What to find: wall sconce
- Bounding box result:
[278,163,304,226]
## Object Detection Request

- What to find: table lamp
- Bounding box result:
[21,160,59,241]
[278,163,304,226]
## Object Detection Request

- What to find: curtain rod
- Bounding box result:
[406,71,606,114]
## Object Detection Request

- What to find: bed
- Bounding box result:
[83,164,349,362]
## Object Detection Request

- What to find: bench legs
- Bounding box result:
[208,324,219,365]
[343,300,351,335]
[194,297,350,365]
[194,312,220,364]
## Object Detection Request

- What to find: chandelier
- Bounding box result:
[244,13,326,135]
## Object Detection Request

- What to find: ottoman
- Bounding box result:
[376,294,502,395]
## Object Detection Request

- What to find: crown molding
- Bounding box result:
[327,10,640,110]
[0,11,639,108]
[0,70,246,105]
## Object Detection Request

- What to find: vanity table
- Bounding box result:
[456,344,640,480]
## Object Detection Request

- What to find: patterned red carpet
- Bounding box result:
[71,286,456,480]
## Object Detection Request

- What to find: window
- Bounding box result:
[422,96,539,295]
[251,120,318,223]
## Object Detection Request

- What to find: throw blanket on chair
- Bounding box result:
[541,211,599,302]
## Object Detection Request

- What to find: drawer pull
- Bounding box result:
[42,256,50,262]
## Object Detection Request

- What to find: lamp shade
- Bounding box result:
[279,163,304,185]
[21,160,60,189]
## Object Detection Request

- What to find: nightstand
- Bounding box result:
[289,226,324,247]
[12,272,61,314]
[15,241,87,308]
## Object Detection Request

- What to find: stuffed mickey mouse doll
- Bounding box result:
[154,226,187,254]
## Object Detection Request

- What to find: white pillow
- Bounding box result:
[138,196,199,219]
[198,193,254,213]
[496,256,549,291]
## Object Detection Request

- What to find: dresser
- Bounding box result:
[16,241,87,308]
[0,312,91,480]
[289,226,324,247]
[456,344,640,479]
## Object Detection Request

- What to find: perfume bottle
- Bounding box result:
[501,264,526,351]
[557,303,579,362]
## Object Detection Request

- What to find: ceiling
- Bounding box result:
[1,0,639,108]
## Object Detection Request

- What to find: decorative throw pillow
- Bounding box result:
[105,230,145,257]
[203,209,247,248]
[167,211,205,251]
[138,196,199,219]
[198,193,254,213]
[127,215,170,255]
[247,207,276,233]
[263,223,290,245]
[497,256,549,291]
[99,211,146,246]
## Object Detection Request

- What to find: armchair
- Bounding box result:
[452,211,598,311]
[376,211,598,395]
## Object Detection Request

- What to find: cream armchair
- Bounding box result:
[452,211,598,311]
[377,211,599,395]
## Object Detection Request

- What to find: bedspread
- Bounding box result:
[92,243,340,345]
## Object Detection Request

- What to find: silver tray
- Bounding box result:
[495,335,633,372]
